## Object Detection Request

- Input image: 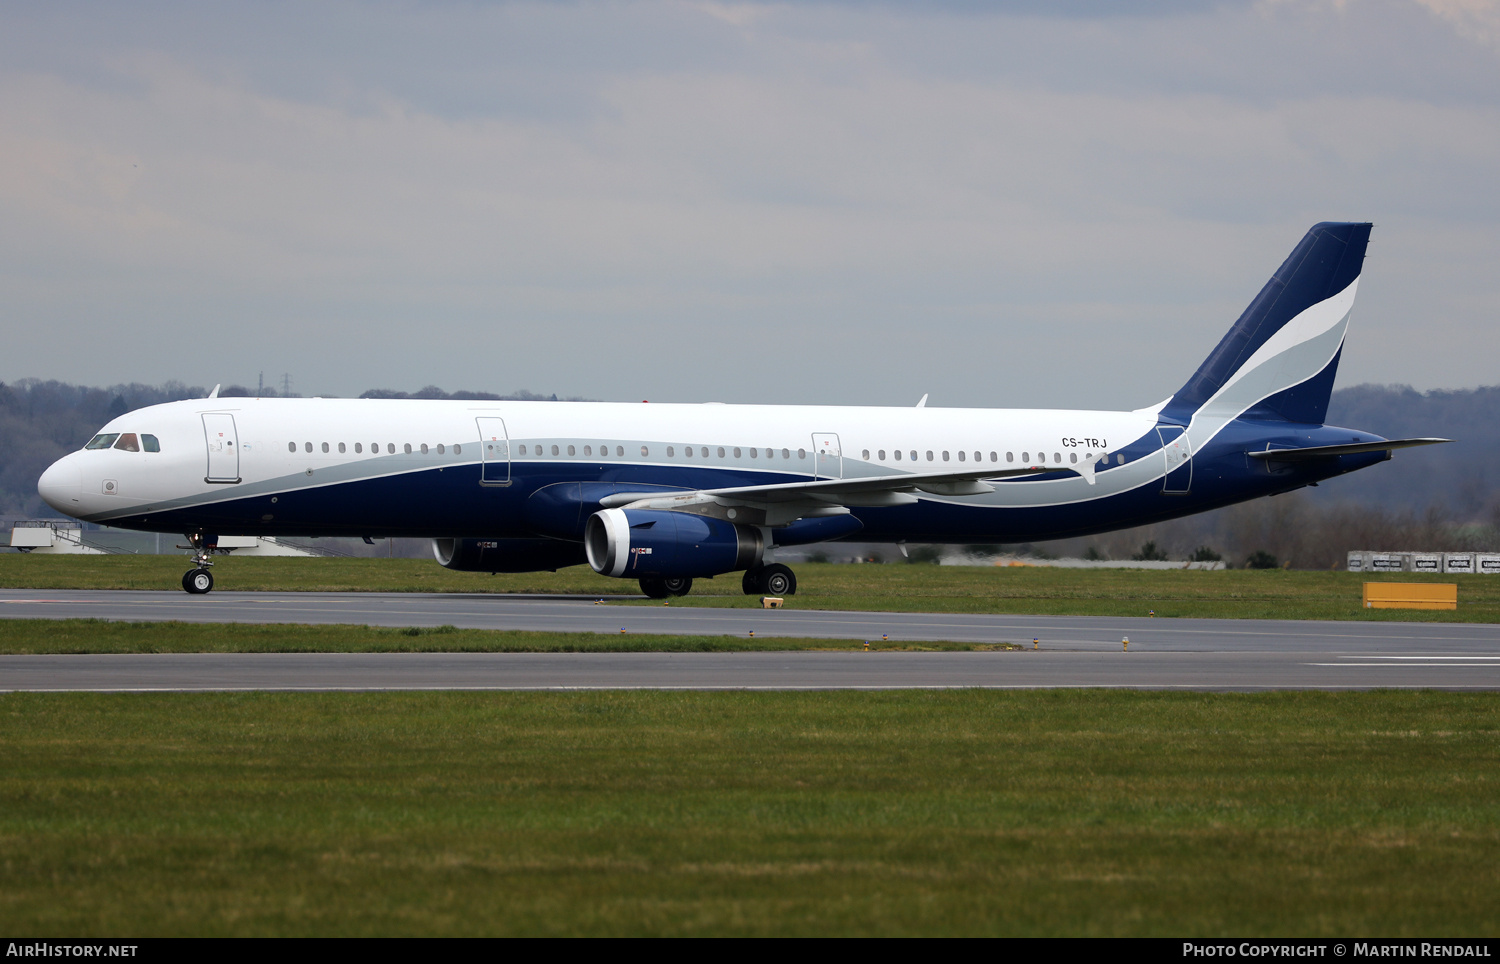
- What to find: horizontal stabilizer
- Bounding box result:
[1247,438,1451,461]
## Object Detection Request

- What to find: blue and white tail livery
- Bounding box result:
[38,222,1448,596]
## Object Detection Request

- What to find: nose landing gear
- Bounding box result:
[181,531,218,594]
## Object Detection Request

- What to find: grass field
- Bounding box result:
[3,554,1499,622]
[2,689,1496,936]
[0,619,1003,654]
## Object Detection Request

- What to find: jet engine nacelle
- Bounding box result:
[431,537,587,573]
[585,508,764,579]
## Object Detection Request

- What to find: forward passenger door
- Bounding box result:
[202,413,241,484]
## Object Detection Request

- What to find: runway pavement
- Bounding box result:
[2,589,1498,691]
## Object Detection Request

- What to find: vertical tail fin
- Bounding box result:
[1160,222,1371,426]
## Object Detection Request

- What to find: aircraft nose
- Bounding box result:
[37,456,82,515]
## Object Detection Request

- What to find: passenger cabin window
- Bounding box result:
[798,448,806,459]
[1022,452,1029,462]
[667,446,675,457]
[701,447,709,457]
[1070,452,1077,463]
[305,442,313,453]
[567,445,576,456]
[733,447,741,458]
[338,442,346,454]
[640,446,649,457]
[437,444,445,454]
[322,442,330,453]
[942,450,949,461]
[878,450,886,460]
[584,445,592,456]
[404,443,413,454]
[355,443,363,453]
[114,433,140,452]
[387,443,395,454]
[894,450,902,460]
[909,450,916,461]
[784,449,792,460]
[862,449,870,460]
[420,443,429,455]
[453,444,461,455]
[142,435,160,453]
[1006,452,1014,462]
[957,450,965,461]
[85,434,119,450]
[287,442,297,453]
[750,448,758,458]
[552,445,560,456]
[926,451,934,461]
[717,447,725,458]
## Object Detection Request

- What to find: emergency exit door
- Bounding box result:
[813,433,842,480]
[476,417,511,485]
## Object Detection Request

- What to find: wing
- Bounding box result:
[598,462,1093,527]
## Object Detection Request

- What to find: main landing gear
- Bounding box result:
[637,564,798,598]
[181,531,216,595]
[742,563,796,596]
[639,575,693,598]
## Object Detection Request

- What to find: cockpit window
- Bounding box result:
[84,434,119,450]
[142,434,161,453]
[113,433,140,452]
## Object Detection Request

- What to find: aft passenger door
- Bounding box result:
[202,413,241,484]
[813,433,842,480]
[1156,425,1191,495]
[476,417,511,485]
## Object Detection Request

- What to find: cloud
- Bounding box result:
[0,1,1496,407]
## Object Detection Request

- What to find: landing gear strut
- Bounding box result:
[181,531,217,595]
[742,563,796,596]
[640,575,693,598]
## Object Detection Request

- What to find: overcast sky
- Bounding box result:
[2,0,1497,409]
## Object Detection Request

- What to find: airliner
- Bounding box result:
[37,222,1445,595]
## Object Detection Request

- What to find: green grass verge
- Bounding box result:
[1,690,1496,936]
[0,619,1002,654]
[4,555,1500,622]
